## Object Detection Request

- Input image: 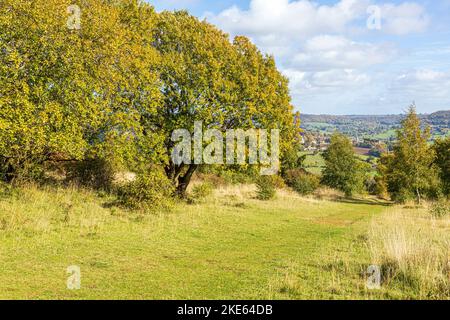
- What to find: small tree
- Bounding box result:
[379,106,440,203]
[433,137,450,197]
[322,133,368,197]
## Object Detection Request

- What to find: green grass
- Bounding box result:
[301,152,377,176]
[364,129,397,140]
[300,152,325,175]
[0,184,440,300]
[433,131,450,139]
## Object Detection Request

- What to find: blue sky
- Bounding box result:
[149,0,450,115]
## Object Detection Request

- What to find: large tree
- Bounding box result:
[151,11,299,195]
[0,0,162,181]
[0,3,300,195]
[378,106,440,202]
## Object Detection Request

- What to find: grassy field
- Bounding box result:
[300,151,377,176]
[364,129,397,140]
[0,184,448,300]
[300,152,325,175]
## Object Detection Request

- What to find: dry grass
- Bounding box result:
[368,205,450,299]
[2,182,447,299]
[0,184,115,235]
[214,183,258,200]
[314,187,345,201]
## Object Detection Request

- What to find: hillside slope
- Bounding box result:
[2,185,446,300]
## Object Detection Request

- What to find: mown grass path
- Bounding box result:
[0,186,388,299]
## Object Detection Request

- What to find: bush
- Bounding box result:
[0,157,46,184]
[365,177,377,195]
[195,172,227,188]
[256,176,276,200]
[372,176,389,199]
[117,170,174,211]
[322,133,368,197]
[0,181,19,200]
[68,158,116,191]
[191,182,214,201]
[393,188,416,204]
[284,169,320,195]
[429,200,449,218]
[221,170,256,185]
[271,175,286,189]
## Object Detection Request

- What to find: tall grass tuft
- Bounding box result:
[369,207,450,299]
[0,184,113,235]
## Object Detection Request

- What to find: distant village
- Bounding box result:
[300,110,449,156]
[301,132,388,158]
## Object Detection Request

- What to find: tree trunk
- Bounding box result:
[176,164,198,198]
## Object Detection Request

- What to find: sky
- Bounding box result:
[149,0,450,115]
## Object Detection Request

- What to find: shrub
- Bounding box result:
[117,170,174,211]
[433,138,450,196]
[393,188,416,204]
[271,175,286,189]
[191,182,214,201]
[0,181,19,200]
[429,200,449,218]
[68,158,116,191]
[284,169,320,195]
[221,170,256,185]
[0,157,46,184]
[256,176,276,200]
[373,176,389,199]
[195,172,227,188]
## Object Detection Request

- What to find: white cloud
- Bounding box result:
[206,0,368,43]
[290,35,397,71]
[393,69,450,94]
[386,69,450,108]
[204,0,428,97]
[203,0,441,114]
[284,68,371,94]
[311,69,371,87]
[380,3,429,35]
[206,0,429,42]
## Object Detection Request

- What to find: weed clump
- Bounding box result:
[191,182,214,202]
[369,208,450,299]
[429,200,449,218]
[256,176,276,200]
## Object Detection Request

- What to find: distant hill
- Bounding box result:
[301,110,450,142]
[424,110,450,126]
[301,110,450,125]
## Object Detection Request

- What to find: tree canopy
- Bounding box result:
[433,137,450,197]
[0,0,300,194]
[378,106,441,202]
[0,0,164,180]
[322,132,369,197]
